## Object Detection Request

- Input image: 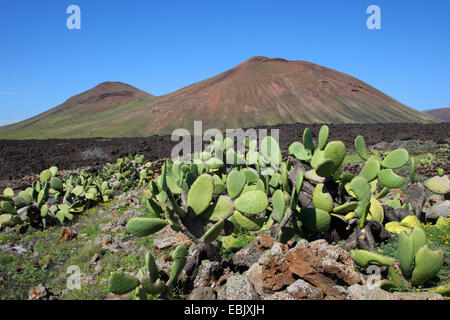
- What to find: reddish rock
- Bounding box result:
[59,227,77,242]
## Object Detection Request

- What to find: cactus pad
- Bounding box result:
[234,190,268,215]
[232,210,264,231]
[226,170,247,199]
[323,141,346,171]
[312,184,334,212]
[108,272,140,295]
[318,125,329,150]
[126,218,167,237]
[378,169,404,189]
[298,207,331,232]
[354,135,368,160]
[187,174,214,216]
[359,158,380,182]
[411,246,444,286]
[272,189,286,222]
[381,148,409,169]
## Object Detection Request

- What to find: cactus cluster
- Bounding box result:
[108,246,188,299]
[0,154,153,231]
[351,227,445,291]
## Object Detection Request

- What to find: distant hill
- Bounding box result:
[423,108,450,122]
[0,82,156,139]
[0,57,440,139]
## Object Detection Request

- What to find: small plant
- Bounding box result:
[81,147,107,161]
[351,227,448,295]
[108,246,188,300]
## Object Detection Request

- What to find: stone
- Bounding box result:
[285,240,362,299]
[285,279,323,300]
[263,291,296,300]
[153,226,193,251]
[232,234,275,269]
[217,274,260,300]
[1,244,27,256]
[424,200,450,219]
[59,227,77,242]
[347,284,444,300]
[89,253,101,266]
[256,251,295,293]
[28,283,53,300]
[100,221,113,233]
[424,175,450,195]
[406,183,426,218]
[193,260,222,288]
[187,287,217,300]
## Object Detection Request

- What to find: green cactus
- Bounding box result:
[272,189,286,223]
[381,148,409,169]
[226,170,247,199]
[303,127,314,151]
[354,135,368,160]
[411,246,444,286]
[232,210,264,231]
[350,249,396,267]
[201,195,234,221]
[315,158,335,178]
[297,207,331,233]
[310,149,324,169]
[234,190,268,215]
[108,272,140,295]
[409,158,416,183]
[202,220,225,244]
[108,246,188,299]
[352,227,444,293]
[333,201,359,214]
[318,125,329,150]
[358,157,380,182]
[126,218,167,237]
[312,184,334,212]
[289,142,311,161]
[378,169,404,189]
[187,174,214,217]
[323,141,346,172]
[169,245,188,283]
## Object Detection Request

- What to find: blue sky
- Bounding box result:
[1,0,449,125]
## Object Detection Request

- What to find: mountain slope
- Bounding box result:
[141,56,439,134]
[423,108,450,122]
[0,82,157,139]
[0,57,440,139]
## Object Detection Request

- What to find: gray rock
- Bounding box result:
[187,287,217,300]
[263,291,296,300]
[393,209,415,221]
[153,226,193,250]
[232,243,263,269]
[217,274,260,300]
[285,279,323,300]
[406,183,426,218]
[193,260,222,288]
[347,284,444,300]
[232,235,275,269]
[1,244,28,256]
[424,200,450,219]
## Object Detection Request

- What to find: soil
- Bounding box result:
[1,122,449,190]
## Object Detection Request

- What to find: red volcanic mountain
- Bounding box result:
[423,108,450,122]
[0,57,440,139]
[140,56,440,134]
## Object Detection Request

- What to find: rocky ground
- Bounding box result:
[0,136,449,301]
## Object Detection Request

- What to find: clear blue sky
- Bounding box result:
[1,0,449,125]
